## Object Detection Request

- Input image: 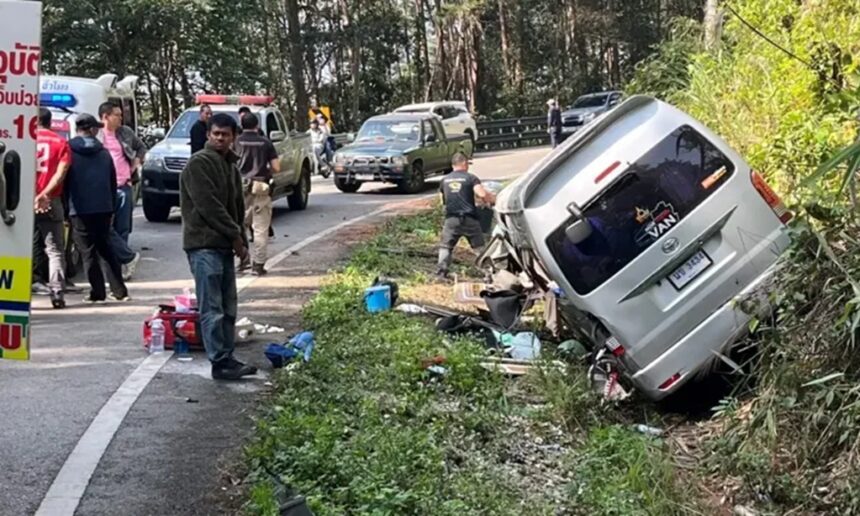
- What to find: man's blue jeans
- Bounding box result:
[187,249,237,364]
[109,184,135,264]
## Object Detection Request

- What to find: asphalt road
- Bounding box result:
[0,147,548,516]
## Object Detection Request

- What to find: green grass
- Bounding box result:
[243,209,698,515]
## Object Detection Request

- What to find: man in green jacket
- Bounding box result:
[180,113,256,380]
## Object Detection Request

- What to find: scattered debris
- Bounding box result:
[186,397,199,404]
[453,282,494,306]
[236,317,287,341]
[633,424,664,437]
[396,303,428,314]
[265,332,316,369]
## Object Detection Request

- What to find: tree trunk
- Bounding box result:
[497,0,511,79]
[414,0,429,98]
[704,0,722,51]
[285,0,309,130]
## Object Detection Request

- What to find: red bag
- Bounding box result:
[142,304,203,351]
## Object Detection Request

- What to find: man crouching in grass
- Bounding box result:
[180,113,257,380]
[436,152,496,281]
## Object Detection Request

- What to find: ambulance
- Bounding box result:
[0,0,42,360]
[39,73,140,139]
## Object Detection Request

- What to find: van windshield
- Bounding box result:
[167,110,247,139]
[546,125,735,295]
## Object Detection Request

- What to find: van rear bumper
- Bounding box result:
[630,263,779,400]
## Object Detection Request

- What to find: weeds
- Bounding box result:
[244,210,695,515]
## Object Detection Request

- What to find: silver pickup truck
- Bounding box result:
[141,100,313,222]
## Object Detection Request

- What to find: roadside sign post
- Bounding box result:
[0,0,42,360]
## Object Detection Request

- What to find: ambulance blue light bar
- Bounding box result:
[39,93,78,108]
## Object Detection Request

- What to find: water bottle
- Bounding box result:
[149,318,165,354]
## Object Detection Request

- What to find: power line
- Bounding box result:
[722,1,843,91]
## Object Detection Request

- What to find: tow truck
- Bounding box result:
[142,95,313,222]
[0,0,42,360]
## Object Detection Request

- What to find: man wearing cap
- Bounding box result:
[97,101,146,281]
[547,99,563,148]
[66,114,130,303]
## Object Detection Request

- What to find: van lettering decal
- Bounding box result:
[635,202,679,246]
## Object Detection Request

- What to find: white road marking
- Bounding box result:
[35,146,540,514]
[35,197,429,516]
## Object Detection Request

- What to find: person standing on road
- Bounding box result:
[180,113,257,380]
[190,104,213,154]
[436,152,496,280]
[547,99,563,148]
[34,108,71,309]
[98,101,145,281]
[236,112,280,276]
[66,114,130,303]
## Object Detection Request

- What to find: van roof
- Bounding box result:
[497,96,657,221]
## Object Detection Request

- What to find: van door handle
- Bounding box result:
[0,141,21,226]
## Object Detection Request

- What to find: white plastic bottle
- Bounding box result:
[149,318,166,354]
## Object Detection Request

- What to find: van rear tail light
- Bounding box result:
[658,372,681,391]
[605,336,625,357]
[751,171,793,224]
[594,161,621,184]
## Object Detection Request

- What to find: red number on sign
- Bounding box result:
[12,115,38,139]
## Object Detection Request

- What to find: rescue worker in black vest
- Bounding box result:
[436,152,496,280]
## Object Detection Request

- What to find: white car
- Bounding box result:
[393,101,478,143]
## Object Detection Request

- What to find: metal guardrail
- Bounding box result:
[326,116,549,153]
[476,116,548,152]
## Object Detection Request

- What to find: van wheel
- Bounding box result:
[334,176,361,193]
[288,167,311,210]
[399,162,424,194]
[142,196,171,222]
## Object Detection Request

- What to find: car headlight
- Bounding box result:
[390,156,407,166]
[334,153,346,164]
[583,112,597,122]
[144,155,164,168]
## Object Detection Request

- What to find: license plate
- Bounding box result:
[667,250,712,290]
[355,173,375,181]
[562,127,577,134]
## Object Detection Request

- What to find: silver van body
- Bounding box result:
[495,96,791,400]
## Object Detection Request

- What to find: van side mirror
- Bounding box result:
[346,132,355,143]
[564,202,592,244]
[270,130,286,143]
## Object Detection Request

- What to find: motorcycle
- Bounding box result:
[312,142,332,179]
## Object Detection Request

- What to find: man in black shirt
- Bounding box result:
[236,112,280,276]
[437,152,496,280]
[190,104,213,154]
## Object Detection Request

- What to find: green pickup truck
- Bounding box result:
[332,114,474,194]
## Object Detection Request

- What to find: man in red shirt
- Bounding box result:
[34,108,71,309]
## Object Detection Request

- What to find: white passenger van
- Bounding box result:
[494,96,792,400]
[39,74,139,138]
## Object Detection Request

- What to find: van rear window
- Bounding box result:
[546,125,735,295]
